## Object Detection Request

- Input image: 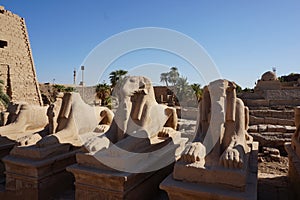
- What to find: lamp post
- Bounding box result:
[81,66,85,98]
[73,68,76,85]
[81,66,85,86]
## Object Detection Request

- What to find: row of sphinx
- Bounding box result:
[0,76,298,199]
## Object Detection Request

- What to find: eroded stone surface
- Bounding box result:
[0,6,42,106]
[161,79,257,200]
[67,76,187,200]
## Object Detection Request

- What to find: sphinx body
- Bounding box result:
[0,102,48,142]
[33,92,114,148]
[291,106,300,152]
[160,79,258,200]
[65,76,187,200]
[182,79,252,169]
[85,76,179,153]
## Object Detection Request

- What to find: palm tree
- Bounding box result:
[160,72,169,86]
[0,80,10,108]
[191,83,203,102]
[96,83,111,107]
[168,67,179,86]
[175,76,192,102]
[109,70,128,88]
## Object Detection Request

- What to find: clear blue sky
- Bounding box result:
[1,0,300,88]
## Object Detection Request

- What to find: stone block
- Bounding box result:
[160,142,259,200]
[285,143,300,199]
[2,146,81,200]
[68,163,173,200]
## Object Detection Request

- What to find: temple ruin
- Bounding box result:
[0,6,42,107]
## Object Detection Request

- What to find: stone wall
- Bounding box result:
[153,86,174,103]
[263,89,300,100]
[0,6,42,105]
[76,86,97,105]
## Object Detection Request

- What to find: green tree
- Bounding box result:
[190,83,203,102]
[168,67,179,86]
[160,72,169,86]
[0,80,10,108]
[174,76,193,102]
[109,70,128,87]
[53,84,75,93]
[235,84,242,94]
[96,83,111,107]
[53,84,66,92]
[65,86,75,92]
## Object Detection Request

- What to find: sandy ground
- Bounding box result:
[258,156,297,200]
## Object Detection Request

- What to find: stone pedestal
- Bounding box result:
[2,144,81,200]
[160,142,258,200]
[285,142,300,199]
[68,162,173,200]
[0,137,15,179]
[67,133,187,200]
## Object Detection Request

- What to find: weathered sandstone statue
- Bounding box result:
[2,92,114,199]
[160,79,258,200]
[181,79,252,168]
[285,106,300,199]
[67,76,187,199]
[292,106,300,145]
[0,102,49,180]
[34,92,114,148]
[85,76,178,152]
[0,103,48,142]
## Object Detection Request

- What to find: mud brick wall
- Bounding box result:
[0,6,42,105]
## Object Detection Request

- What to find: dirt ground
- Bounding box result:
[258,156,297,200]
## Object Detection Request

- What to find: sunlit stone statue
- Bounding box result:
[285,106,300,199]
[180,79,252,168]
[292,106,300,146]
[34,92,114,148]
[2,92,114,199]
[0,102,48,142]
[0,102,49,179]
[84,76,179,152]
[67,76,187,199]
[160,79,258,200]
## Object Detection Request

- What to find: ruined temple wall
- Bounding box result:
[0,6,42,105]
[76,86,97,105]
[263,89,300,100]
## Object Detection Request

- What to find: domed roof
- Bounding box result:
[261,71,277,81]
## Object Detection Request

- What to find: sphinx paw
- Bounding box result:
[220,147,244,169]
[181,142,206,163]
[158,127,174,137]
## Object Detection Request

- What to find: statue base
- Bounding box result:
[67,162,173,200]
[285,141,300,199]
[1,144,81,200]
[67,133,187,200]
[0,137,15,179]
[160,142,258,200]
